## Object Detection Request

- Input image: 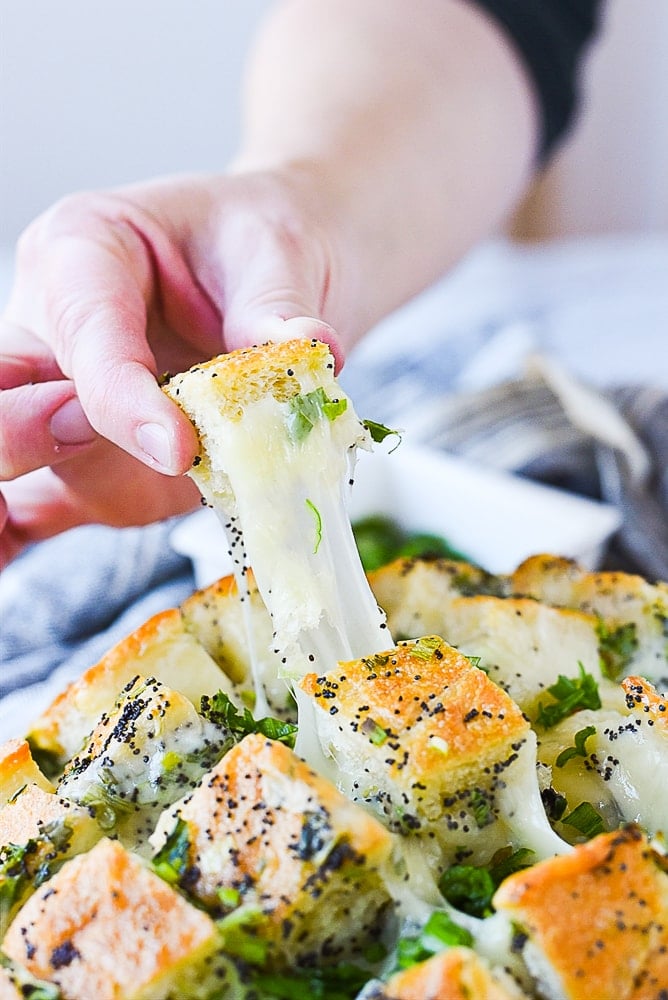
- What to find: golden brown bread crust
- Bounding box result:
[510,555,668,686]
[493,825,668,1000]
[180,570,291,716]
[3,838,218,1000]
[26,607,229,769]
[180,572,249,677]
[368,946,526,1000]
[0,783,98,848]
[163,338,335,423]
[155,732,394,965]
[622,674,668,728]
[301,637,530,830]
[0,740,53,805]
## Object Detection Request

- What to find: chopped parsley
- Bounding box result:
[200,691,297,749]
[251,961,372,999]
[361,717,389,746]
[438,846,536,918]
[1,821,75,924]
[286,388,347,443]
[1,841,37,922]
[438,864,495,918]
[555,725,597,768]
[596,619,638,680]
[361,419,402,452]
[535,663,601,728]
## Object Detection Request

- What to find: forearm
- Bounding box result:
[235,0,540,342]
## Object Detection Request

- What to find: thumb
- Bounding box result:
[218,230,345,371]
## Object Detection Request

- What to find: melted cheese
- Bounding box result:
[165,342,391,717]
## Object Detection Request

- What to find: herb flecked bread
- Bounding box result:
[1,341,666,1000]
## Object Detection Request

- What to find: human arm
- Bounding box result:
[0,0,592,565]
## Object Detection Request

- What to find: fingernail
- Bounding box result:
[50,397,97,446]
[136,422,174,471]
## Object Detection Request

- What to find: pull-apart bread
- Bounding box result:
[1,340,666,1000]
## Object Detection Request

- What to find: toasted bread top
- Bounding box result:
[0,739,53,805]
[622,675,668,730]
[493,825,668,1000]
[302,638,529,793]
[27,607,228,766]
[163,338,336,422]
[373,946,525,1000]
[160,732,393,915]
[0,783,95,847]
[3,837,217,997]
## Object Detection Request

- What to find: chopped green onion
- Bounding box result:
[394,910,473,970]
[361,717,389,746]
[305,498,323,553]
[470,789,494,829]
[218,907,269,966]
[555,725,597,768]
[561,801,605,839]
[151,818,191,885]
[410,636,442,660]
[217,886,241,910]
[488,846,536,885]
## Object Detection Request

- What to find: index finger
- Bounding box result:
[10,217,198,475]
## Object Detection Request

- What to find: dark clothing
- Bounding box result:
[471,0,604,160]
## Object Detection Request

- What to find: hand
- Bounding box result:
[0,169,349,567]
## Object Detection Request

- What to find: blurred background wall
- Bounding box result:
[512,0,668,238]
[1,0,666,303]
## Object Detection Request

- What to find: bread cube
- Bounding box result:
[181,570,294,718]
[0,740,53,806]
[360,946,527,1000]
[368,558,616,716]
[511,555,668,688]
[2,838,220,1000]
[0,784,101,935]
[301,638,531,839]
[368,557,509,641]
[57,675,228,850]
[152,732,395,968]
[163,339,389,684]
[27,607,233,774]
[493,825,668,1000]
